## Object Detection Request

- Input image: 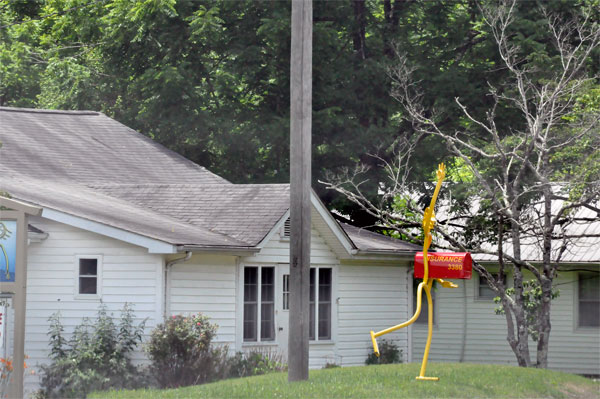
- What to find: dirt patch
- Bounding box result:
[559,381,600,399]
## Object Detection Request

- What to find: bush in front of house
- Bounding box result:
[145,314,231,388]
[228,348,287,378]
[365,339,402,365]
[146,315,288,388]
[36,303,147,399]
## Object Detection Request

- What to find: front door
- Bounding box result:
[276,265,290,360]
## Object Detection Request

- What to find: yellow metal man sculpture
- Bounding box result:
[370,163,457,381]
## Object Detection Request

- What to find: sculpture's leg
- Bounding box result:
[416,280,438,381]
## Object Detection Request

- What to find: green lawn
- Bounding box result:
[90,363,599,399]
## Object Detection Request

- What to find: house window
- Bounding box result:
[309,268,332,340]
[578,273,599,328]
[77,256,101,296]
[244,266,275,342]
[413,279,434,324]
[282,274,290,311]
[478,273,506,300]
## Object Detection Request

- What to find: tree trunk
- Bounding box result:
[511,266,532,367]
[536,275,553,368]
[352,0,367,60]
[536,184,554,368]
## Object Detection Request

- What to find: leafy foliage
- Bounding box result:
[37,303,147,399]
[494,280,560,342]
[227,349,287,378]
[1,0,571,224]
[145,313,229,388]
[145,314,286,388]
[365,339,402,365]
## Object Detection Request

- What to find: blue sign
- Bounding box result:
[0,221,16,283]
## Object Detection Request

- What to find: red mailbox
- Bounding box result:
[414,252,472,280]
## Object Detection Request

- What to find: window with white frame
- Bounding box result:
[578,272,599,328]
[282,274,290,311]
[310,267,332,340]
[478,273,506,300]
[280,267,332,340]
[243,266,275,342]
[77,256,101,296]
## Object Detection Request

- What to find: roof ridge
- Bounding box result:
[0,106,99,115]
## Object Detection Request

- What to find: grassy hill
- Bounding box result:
[90,363,599,399]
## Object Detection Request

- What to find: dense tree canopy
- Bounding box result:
[0,0,597,225]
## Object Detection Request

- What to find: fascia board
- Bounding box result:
[0,196,42,216]
[310,191,355,256]
[351,251,416,261]
[41,208,177,254]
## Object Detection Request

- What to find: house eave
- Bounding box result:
[40,208,178,254]
[177,245,260,255]
[351,249,416,260]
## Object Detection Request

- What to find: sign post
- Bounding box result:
[0,196,41,398]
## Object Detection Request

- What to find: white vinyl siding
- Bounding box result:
[337,263,410,366]
[411,270,600,375]
[168,254,238,345]
[24,216,163,396]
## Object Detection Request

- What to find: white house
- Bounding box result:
[0,106,597,396]
[0,107,420,395]
[410,204,600,376]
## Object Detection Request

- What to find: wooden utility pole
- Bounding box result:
[288,0,312,382]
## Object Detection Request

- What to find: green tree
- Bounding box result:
[325,0,599,368]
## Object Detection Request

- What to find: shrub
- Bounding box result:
[228,349,286,378]
[145,314,230,388]
[37,303,146,398]
[365,339,402,365]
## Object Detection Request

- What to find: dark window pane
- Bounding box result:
[579,273,599,328]
[580,274,600,301]
[318,303,331,339]
[244,268,258,302]
[79,259,97,276]
[79,277,97,294]
[261,303,274,340]
[319,269,331,301]
[309,302,315,340]
[310,268,315,302]
[243,303,257,341]
[479,285,495,299]
[479,273,505,299]
[262,267,274,302]
[579,302,600,327]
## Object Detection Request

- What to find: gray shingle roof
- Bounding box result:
[340,222,422,253]
[89,183,290,246]
[0,106,419,253]
[1,175,247,248]
[0,107,228,185]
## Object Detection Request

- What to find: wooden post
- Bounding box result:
[289,0,312,382]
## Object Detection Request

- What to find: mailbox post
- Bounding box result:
[368,163,472,381]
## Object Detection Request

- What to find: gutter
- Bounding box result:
[350,249,417,260]
[163,251,192,319]
[177,245,260,255]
